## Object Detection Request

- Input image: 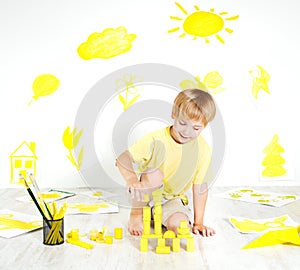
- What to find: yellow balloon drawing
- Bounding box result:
[168,2,239,44]
[28,74,60,105]
[180,71,225,94]
[78,26,136,60]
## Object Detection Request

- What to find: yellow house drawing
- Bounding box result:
[10,142,37,185]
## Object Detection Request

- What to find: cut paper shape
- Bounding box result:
[261,134,286,178]
[80,189,116,199]
[17,189,75,203]
[28,74,60,105]
[168,2,239,44]
[249,65,270,99]
[62,126,84,170]
[180,71,225,94]
[10,141,37,185]
[0,209,42,238]
[242,226,300,249]
[116,74,142,110]
[229,215,297,234]
[77,26,136,60]
[66,202,119,215]
[215,188,299,207]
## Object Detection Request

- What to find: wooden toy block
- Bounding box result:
[154,205,162,214]
[66,238,94,249]
[105,235,113,244]
[153,214,162,222]
[114,228,123,239]
[143,206,151,221]
[89,229,98,241]
[186,238,194,252]
[172,238,180,252]
[142,234,162,239]
[177,227,190,235]
[71,228,79,240]
[143,221,151,235]
[143,194,150,202]
[157,238,166,247]
[177,234,193,239]
[140,238,148,252]
[163,230,176,239]
[156,246,171,254]
[180,220,188,228]
[154,222,162,235]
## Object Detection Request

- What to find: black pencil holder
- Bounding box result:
[43,218,64,245]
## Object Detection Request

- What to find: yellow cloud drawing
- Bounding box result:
[262,134,286,178]
[180,71,225,94]
[62,126,84,171]
[28,74,60,106]
[249,65,270,99]
[168,2,239,44]
[77,26,137,60]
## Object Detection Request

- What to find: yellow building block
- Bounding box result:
[186,238,194,252]
[154,221,162,235]
[177,227,190,235]
[153,214,162,222]
[89,229,98,241]
[163,230,176,239]
[157,238,166,247]
[143,194,150,202]
[105,235,113,244]
[143,221,151,235]
[172,238,180,252]
[142,234,161,239]
[156,246,171,254]
[71,228,79,240]
[114,228,123,239]
[143,206,151,221]
[66,238,94,249]
[154,205,162,214]
[180,220,188,229]
[140,238,148,252]
[177,234,193,239]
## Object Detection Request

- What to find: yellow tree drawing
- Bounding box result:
[168,2,239,44]
[62,126,84,171]
[262,134,286,178]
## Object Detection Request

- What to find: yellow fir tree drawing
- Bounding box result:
[77,26,136,60]
[262,134,286,178]
[62,126,84,171]
[168,2,239,44]
[116,74,142,111]
[180,71,225,94]
[28,74,60,106]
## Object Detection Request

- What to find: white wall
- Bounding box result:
[0,0,299,188]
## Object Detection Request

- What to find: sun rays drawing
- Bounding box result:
[168,2,239,44]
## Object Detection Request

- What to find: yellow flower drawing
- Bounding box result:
[78,26,136,60]
[249,65,271,99]
[62,126,84,171]
[168,2,239,44]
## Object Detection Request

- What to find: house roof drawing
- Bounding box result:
[10,141,38,159]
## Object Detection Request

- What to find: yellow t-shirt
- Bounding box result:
[128,126,211,199]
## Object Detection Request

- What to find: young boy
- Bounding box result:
[116,89,216,237]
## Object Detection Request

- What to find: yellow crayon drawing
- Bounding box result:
[10,141,37,185]
[70,203,110,212]
[92,192,103,197]
[0,214,42,230]
[249,65,270,99]
[28,74,60,106]
[168,2,239,44]
[230,216,295,233]
[180,71,225,94]
[62,126,84,171]
[116,74,142,111]
[77,26,136,60]
[262,134,286,178]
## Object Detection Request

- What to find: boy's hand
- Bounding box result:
[192,224,215,237]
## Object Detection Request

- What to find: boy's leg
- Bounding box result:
[128,168,163,236]
[162,198,192,234]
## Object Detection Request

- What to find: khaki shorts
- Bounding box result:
[151,197,192,226]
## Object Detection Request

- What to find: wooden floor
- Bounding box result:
[0,186,300,270]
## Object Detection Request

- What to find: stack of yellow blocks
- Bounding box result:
[140,190,194,254]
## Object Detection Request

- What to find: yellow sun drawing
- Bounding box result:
[168,2,239,44]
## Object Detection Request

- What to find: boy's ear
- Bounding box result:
[171,110,175,119]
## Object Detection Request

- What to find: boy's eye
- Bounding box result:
[179,121,186,125]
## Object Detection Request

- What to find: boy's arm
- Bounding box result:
[192,183,216,237]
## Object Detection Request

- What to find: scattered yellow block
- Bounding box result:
[156,246,171,254]
[172,238,180,252]
[105,235,113,244]
[186,238,194,252]
[114,228,123,239]
[66,238,94,249]
[140,238,148,252]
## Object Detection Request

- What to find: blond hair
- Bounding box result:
[172,89,216,126]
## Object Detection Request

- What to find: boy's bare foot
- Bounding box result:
[128,209,143,236]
